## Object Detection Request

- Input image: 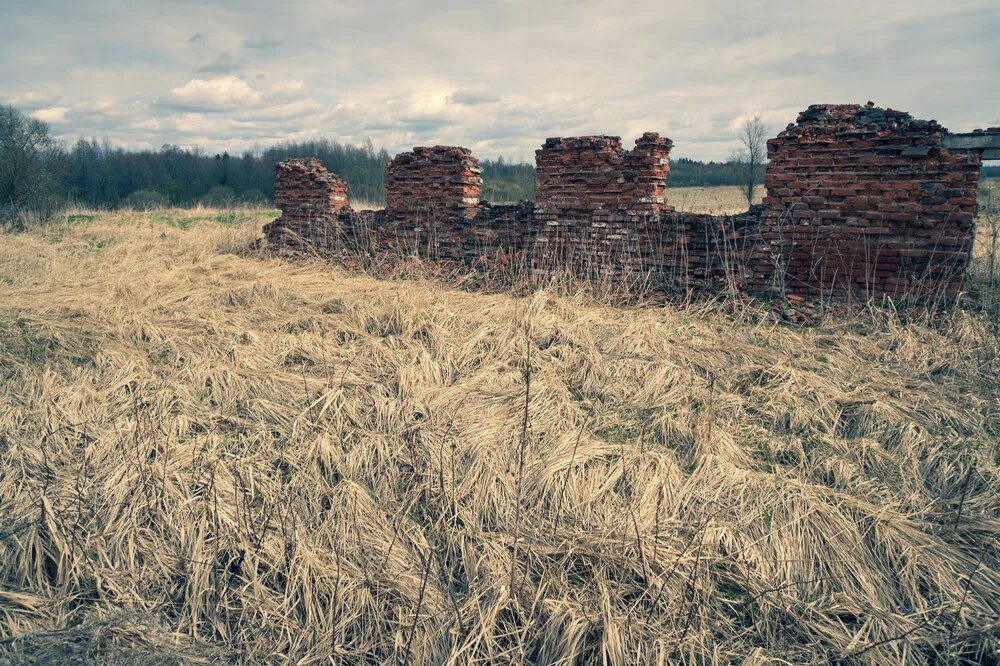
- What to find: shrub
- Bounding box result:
[123,189,168,210]
[200,185,237,208]
[240,188,268,205]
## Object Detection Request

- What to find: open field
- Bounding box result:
[663,185,763,214]
[1,202,999,663]
[348,185,764,214]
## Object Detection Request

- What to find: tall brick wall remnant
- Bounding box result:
[534,133,672,217]
[749,103,983,301]
[263,158,349,251]
[533,133,676,275]
[376,146,494,260]
[384,146,482,219]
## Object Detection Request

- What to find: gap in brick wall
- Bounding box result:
[664,185,766,216]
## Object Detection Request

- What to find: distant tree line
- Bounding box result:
[66,137,393,208]
[62,136,541,207]
[1,105,66,228]
[481,157,535,202]
[60,143,767,207]
[668,157,761,187]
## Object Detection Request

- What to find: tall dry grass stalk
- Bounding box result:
[1,208,999,663]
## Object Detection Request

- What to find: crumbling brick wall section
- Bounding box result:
[749,104,982,301]
[384,146,482,219]
[353,201,533,264]
[375,146,491,260]
[534,133,672,216]
[531,208,763,291]
[263,158,349,251]
[533,133,675,273]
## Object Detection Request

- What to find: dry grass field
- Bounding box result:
[1,194,999,663]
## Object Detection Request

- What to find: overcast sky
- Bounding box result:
[2,0,998,162]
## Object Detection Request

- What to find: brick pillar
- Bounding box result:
[273,158,349,213]
[534,133,672,217]
[265,157,350,251]
[384,146,482,220]
[624,132,673,214]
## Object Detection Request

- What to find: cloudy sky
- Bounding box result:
[2,0,998,162]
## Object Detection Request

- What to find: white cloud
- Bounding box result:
[74,96,132,115]
[171,112,236,134]
[238,98,321,121]
[32,106,70,123]
[8,91,61,109]
[267,80,307,101]
[163,76,262,111]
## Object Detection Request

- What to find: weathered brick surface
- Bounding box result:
[358,201,534,264]
[535,133,672,216]
[533,208,762,291]
[263,158,348,251]
[384,146,482,219]
[532,133,680,280]
[748,103,982,301]
[371,146,493,261]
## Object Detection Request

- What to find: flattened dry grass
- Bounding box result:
[1,209,999,664]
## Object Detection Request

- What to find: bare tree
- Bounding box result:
[730,115,768,208]
[0,105,65,229]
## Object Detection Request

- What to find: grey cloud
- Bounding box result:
[245,35,281,50]
[1,0,996,161]
[359,122,398,131]
[447,86,499,106]
[5,91,62,111]
[197,52,244,74]
[400,120,455,133]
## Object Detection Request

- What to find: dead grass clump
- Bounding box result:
[0,210,998,663]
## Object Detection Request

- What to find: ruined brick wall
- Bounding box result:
[263,144,762,295]
[651,208,763,290]
[534,133,672,216]
[750,104,982,301]
[264,107,992,304]
[533,133,676,275]
[263,158,349,251]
